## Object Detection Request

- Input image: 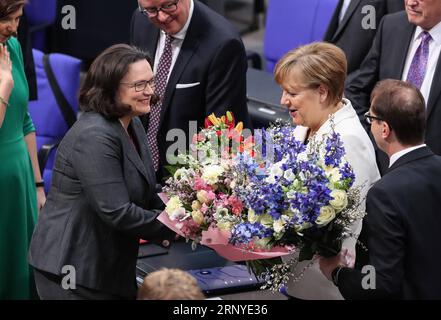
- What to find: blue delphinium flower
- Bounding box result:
[324,131,345,167]
[230,222,273,245]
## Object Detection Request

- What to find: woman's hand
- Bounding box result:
[0,44,13,92]
[36,187,46,213]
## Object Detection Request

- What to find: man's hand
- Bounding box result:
[318,248,352,281]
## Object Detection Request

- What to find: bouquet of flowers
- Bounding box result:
[159,112,366,290]
[160,112,253,248]
[231,118,366,289]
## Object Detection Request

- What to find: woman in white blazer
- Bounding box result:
[274,42,380,299]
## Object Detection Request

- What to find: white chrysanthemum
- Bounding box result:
[201,164,224,184]
[165,196,183,215]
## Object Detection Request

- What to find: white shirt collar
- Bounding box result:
[389,144,426,167]
[414,20,441,45]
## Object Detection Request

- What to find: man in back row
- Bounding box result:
[345,0,441,174]
[131,0,251,181]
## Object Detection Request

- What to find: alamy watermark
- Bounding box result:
[61,5,76,30]
[361,265,376,290]
[361,5,376,30]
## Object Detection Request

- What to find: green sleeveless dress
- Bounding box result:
[0,37,38,299]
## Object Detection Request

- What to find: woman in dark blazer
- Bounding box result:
[28,44,173,300]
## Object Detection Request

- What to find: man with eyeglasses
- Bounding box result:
[130,0,251,180]
[319,79,441,299]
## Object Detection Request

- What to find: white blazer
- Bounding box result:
[284,99,380,300]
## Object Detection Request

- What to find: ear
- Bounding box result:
[381,121,391,139]
[317,85,329,104]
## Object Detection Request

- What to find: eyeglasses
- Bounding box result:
[138,0,180,18]
[364,111,384,124]
[120,79,155,92]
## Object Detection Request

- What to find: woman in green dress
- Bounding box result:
[0,0,46,299]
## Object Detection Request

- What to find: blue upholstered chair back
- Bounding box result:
[25,0,57,51]
[28,49,81,193]
[263,0,339,72]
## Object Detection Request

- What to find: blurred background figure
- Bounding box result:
[324,0,404,77]
[0,0,45,300]
[345,0,441,175]
[138,268,205,300]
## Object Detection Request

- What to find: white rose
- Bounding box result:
[329,189,348,212]
[316,206,336,226]
[201,165,224,185]
[259,214,273,228]
[248,208,258,223]
[273,219,285,233]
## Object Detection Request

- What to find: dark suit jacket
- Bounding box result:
[130,1,251,180]
[345,11,441,155]
[324,0,404,76]
[28,112,172,299]
[337,147,441,299]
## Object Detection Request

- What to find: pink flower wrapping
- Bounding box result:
[200,227,293,262]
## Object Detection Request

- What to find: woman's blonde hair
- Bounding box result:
[274,42,347,106]
[138,268,205,300]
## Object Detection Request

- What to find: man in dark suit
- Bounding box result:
[130,0,251,180]
[319,79,441,299]
[324,0,404,77]
[345,0,441,173]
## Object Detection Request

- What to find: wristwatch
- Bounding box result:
[331,266,344,286]
[35,180,45,188]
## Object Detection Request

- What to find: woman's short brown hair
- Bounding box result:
[0,0,27,19]
[274,42,347,106]
[79,44,157,119]
[138,268,205,300]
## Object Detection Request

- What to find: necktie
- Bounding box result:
[147,34,174,171]
[406,31,432,89]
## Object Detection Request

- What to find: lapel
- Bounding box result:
[117,120,150,183]
[131,118,157,187]
[386,146,433,173]
[332,0,361,41]
[393,21,416,79]
[427,54,441,118]
[158,2,203,126]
